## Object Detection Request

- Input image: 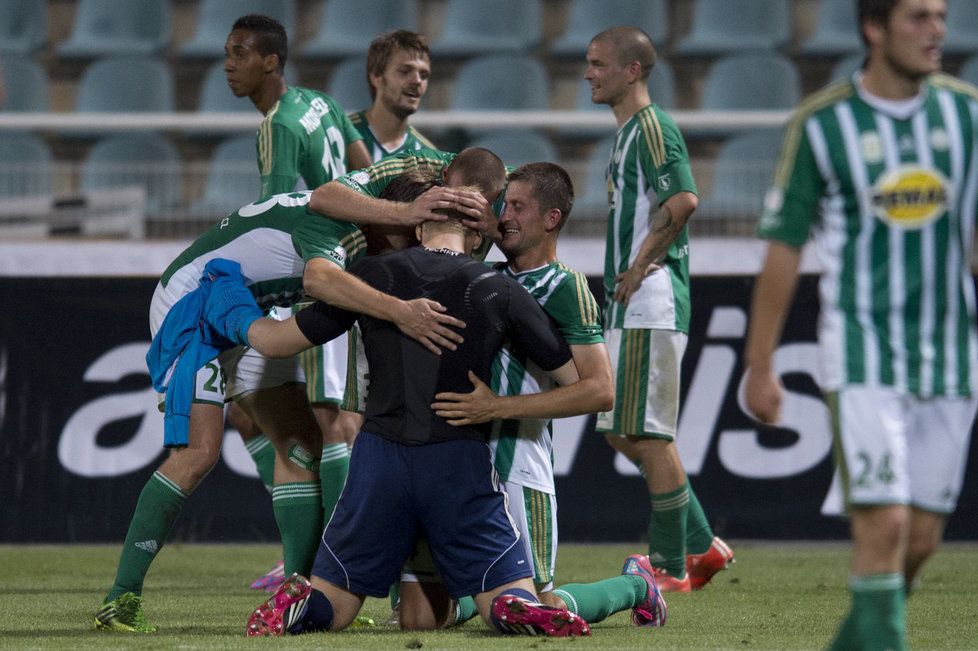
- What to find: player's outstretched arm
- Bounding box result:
[303,257,465,354]
[432,343,614,425]
[247,318,315,358]
[743,241,802,425]
[309,180,484,227]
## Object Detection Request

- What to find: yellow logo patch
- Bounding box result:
[870,166,949,229]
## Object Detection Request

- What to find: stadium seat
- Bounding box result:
[431,0,541,57]
[701,53,800,110]
[468,130,556,168]
[696,129,783,221]
[450,55,549,138]
[0,56,48,112]
[0,132,53,199]
[799,0,862,57]
[81,134,182,217]
[75,56,175,114]
[572,137,614,221]
[325,56,372,114]
[189,135,260,218]
[943,1,978,56]
[58,0,171,59]
[550,0,667,57]
[562,62,675,141]
[179,0,295,59]
[302,0,419,59]
[959,55,978,87]
[0,0,46,54]
[676,0,790,56]
[830,53,865,82]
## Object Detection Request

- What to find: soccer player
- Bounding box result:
[400,162,667,630]
[213,187,591,638]
[299,30,438,532]
[743,2,977,648]
[585,26,733,592]
[92,192,463,633]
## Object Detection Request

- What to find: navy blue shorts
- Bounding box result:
[311,431,531,599]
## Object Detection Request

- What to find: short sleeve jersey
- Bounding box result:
[489,261,603,493]
[258,87,364,197]
[758,74,978,397]
[604,104,698,333]
[349,110,437,162]
[295,247,573,445]
[159,192,365,311]
[337,148,455,197]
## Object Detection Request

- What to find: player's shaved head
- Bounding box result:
[590,26,657,81]
[444,148,507,202]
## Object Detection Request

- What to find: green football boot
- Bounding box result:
[94,592,157,633]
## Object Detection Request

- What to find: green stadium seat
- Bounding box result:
[551,0,667,58]
[179,0,295,59]
[0,56,48,112]
[432,0,541,57]
[943,1,978,56]
[799,0,862,57]
[468,130,556,168]
[830,53,865,82]
[325,55,372,114]
[81,134,182,217]
[190,135,260,218]
[572,137,614,221]
[959,56,978,87]
[696,129,783,221]
[450,55,549,138]
[677,0,790,57]
[0,0,46,55]
[75,56,174,113]
[0,132,53,198]
[58,0,171,59]
[701,53,800,110]
[302,0,419,59]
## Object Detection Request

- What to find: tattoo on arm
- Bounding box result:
[639,203,677,267]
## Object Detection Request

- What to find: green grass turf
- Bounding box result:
[1,542,976,649]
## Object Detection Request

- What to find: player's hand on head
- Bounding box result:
[432,370,497,425]
[401,186,462,225]
[450,190,492,233]
[742,366,783,425]
[394,298,465,354]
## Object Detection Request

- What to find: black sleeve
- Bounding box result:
[294,301,358,345]
[505,280,572,372]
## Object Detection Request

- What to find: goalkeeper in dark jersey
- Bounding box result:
[204,179,592,638]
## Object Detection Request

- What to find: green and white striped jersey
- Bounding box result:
[159,192,365,312]
[488,261,603,493]
[349,110,436,162]
[257,87,363,198]
[758,74,978,397]
[604,104,697,333]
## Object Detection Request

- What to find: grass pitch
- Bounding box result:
[1,542,976,649]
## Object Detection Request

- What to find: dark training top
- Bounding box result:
[295,246,572,445]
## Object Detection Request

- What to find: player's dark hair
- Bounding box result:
[858,0,901,47]
[444,148,507,201]
[507,162,575,230]
[232,14,288,71]
[590,26,656,81]
[367,30,430,100]
[379,171,442,203]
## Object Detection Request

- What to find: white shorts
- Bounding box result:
[150,283,305,409]
[831,386,977,513]
[401,481,557,591]
[596,328,687,439]
[300,334,349,405]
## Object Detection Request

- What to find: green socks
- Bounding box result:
[684,481,714,555]
[244,434,275,493]
[829,573,906,651]
[648,484,689,578]
[448,596,478,627]
[272,482,323,577]
[106,471,187,602]
[553,575,646,624]
[320,443,350,523]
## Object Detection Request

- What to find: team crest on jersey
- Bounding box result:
[657,175,671,191]
[859,132,883,164]
[869,165,949,229]
[930,128,949,151]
